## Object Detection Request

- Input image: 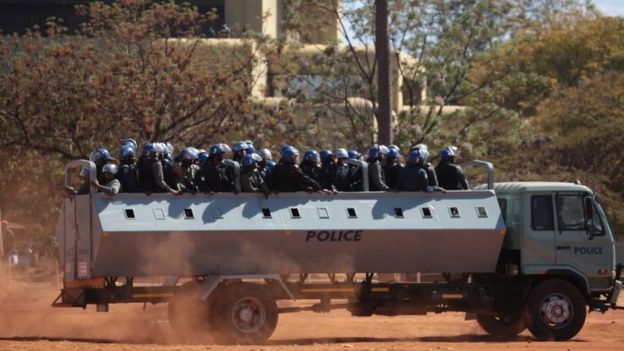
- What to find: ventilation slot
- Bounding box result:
[421,207,432,219]
[476,206,488,218]
[449,207,460,218]
[290,208,301,219]
[394,208,404,218]
[347,208,357,218]
[184,208,194,219]
[124,209,135,219]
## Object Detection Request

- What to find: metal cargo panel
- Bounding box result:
[82,191,506,276]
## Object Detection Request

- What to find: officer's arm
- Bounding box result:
[419,170,429,192]
[456,166,469,190]
[294,168,321,192]
[152,162,178,193]
[101,179,121,195]
[371,163,390,191]
[427,166,439,187]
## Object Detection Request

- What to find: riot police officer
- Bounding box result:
[91,163,121,195]
[118,146,141,193]
[324,148,352,192]
[267,147,325,193]
[396,149,428,192]
[195,143,233,193]
[435,146,468,190]
[300,149,322,183]
[384,146,403,189]
[138,143,179,194]
[367,145,390,191]
[240,153,269,196]
[231,141,248,163]
[411,144,439,190]
[176,147,200,192]
[346,150,364,191]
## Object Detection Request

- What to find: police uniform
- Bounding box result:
[368,160,390,191]
[267,163,322,192]
[396,164,428,191]
[435,162,468,190]
[195,161,231,192]
[118,163,141,193]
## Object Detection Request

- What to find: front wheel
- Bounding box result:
[212,282,278,344]
[526,279,586,341]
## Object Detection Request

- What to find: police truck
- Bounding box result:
[53,159,623,343]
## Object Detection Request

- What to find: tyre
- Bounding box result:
[477,312,526,339]
[526,279,586,341]
[212,282,278,344]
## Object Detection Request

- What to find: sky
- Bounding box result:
[593,0,624,16]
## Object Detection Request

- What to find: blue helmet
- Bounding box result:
[209,143,227,156]
[280,144,294,156]
[267,160,276,171]
[152,143,166,154]
[439,146,455,161]
[387,148,400,159]
[197,151,209,165]
[303,149,320,163]
[335,148,348,159]
[245,141,256,154]
[281,147,299,164]
[179,147,199,162]
[408,149,424,165]
[121,138,137,150]
[119,146,136,162]
[232,141,248,153]
[368,144,389,160]
[141,143,154,157]
[348,150,362,160]
[90,147,113,163]
[242,153,262,168]
[319,149,333,163]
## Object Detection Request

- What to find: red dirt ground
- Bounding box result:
[1,277,623,351]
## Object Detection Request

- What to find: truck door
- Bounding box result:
[523,193,556,266]
[554,193,613,290]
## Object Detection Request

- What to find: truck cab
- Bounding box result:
[494,182,617,294]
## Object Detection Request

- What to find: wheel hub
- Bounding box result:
[231,297,266,333]
[540,294,572,328]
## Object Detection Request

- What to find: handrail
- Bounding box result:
[64,159,97,190]
[461,160,494,190]
[344,159,369,191]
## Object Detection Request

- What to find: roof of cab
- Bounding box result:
[488,182,593,194]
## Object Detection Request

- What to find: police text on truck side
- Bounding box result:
[306,230,363,242]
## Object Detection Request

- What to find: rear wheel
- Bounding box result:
[477,312,526,339]
[212,282,278,344]
[526,279,586,341]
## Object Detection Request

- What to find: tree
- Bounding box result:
[375,0,392,144]
[0,1,263,160]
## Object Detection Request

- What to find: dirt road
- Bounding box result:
[1,279,623,351]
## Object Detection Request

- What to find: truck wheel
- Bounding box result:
[212,283,278,344]
[477,312,526,339]
[526,279,586,341]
